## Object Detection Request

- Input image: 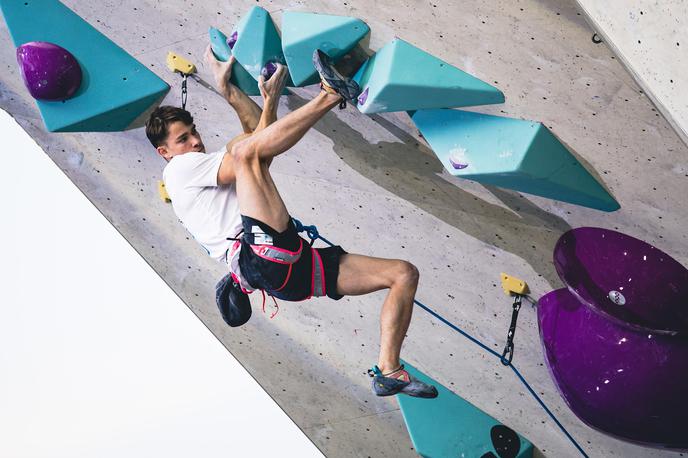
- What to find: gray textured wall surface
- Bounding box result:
[1,1,687,457]
[576,0,688,148]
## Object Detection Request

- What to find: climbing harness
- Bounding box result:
[224,221,330,319]
[292,219,589,458]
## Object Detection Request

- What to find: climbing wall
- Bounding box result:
[575,0,688,147]
[0,0,686,457]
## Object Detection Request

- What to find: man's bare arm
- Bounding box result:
[226,89,262,134]
[252,67,288,133]
[205,45,262,134]
[216,64,288,185]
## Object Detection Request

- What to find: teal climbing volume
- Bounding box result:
[1,0,169,132]
[354,39,504,114]
[282,11,369,86]
[411,109,620,211]
[397,360,534,458]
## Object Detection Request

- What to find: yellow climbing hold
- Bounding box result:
[166,51,196,75]
[500,273,529,296]
[158,180,171,203]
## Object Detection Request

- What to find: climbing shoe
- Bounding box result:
[368,364,438,398]
[312,49,361,106]
[215,273,252,327]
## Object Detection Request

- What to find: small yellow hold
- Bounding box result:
[158,180,171,203]
[166,51,196,75]
[500,273,529,296]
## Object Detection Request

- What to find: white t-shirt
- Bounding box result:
[162,151,243,263]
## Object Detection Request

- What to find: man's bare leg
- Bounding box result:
[231,91,342,231]
[335,254,419,374]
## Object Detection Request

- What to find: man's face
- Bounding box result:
[156,121,205,161]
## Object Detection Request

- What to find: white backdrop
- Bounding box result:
[0,108,323,458]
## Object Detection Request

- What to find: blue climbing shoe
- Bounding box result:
[368,364,438,398]
[312,49,361,104]
[215,273,252,327]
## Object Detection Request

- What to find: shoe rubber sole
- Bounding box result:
[312,49,361,101]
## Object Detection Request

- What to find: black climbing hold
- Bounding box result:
[491,425,521,458]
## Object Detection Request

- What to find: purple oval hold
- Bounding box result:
[539,288,688,449]
[16,41,82,101]
[449,158,468,169]
[448,148,469,169]
[227,31,238,50]
[261,61,277,80]
[357,87,369,105]
[538,227,688,449]
[554,227,688,335]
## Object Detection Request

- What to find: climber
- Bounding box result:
[144,46,437,399]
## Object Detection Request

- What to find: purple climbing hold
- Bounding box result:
[448,148,469,169]
[16,41,82,101]
[538,227,688,449]
[261,61,277,80]
[357,87,369,105]
[449,158,468,170]
[227,31,238,50]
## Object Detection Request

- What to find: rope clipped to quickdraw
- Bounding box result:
[293,220,588,457]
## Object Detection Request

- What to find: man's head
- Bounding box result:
[145,105,205,161]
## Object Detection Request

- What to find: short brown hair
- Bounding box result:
[145,105,194,147]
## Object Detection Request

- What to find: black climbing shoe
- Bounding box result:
[312,49,361,106]
[215,273,252,327]
[368,364,438,398]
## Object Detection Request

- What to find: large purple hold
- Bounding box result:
[554,227,688,334]
[539,227,688,449]
[17,41,82,101]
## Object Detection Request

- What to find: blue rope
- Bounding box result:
[293,218,589,457]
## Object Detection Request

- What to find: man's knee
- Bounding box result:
[393,260,419,287]
[231,137,259,164]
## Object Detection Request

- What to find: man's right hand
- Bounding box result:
[205,44,236,99]
[258,63,288,105]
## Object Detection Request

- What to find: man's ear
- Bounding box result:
[156,145,168,159]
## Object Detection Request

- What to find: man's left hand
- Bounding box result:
[258,63,288,105]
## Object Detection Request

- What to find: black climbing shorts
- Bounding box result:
[238,215,346,301]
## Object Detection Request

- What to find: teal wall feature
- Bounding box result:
[209,27,260,96]
[353,39,504,114]
[398,360,534,458]
[231,6,294,88]
[282,11,369,86]
[410,109,620,211]
[0,0,169,132]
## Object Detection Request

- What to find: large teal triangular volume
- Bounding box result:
[397,360,534,457]
[209,27,260,96]
[0,0,169,132]
[410,109,620,211]
[282,11,369,86]
[231,6,294,88]
[353,39,504,114]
